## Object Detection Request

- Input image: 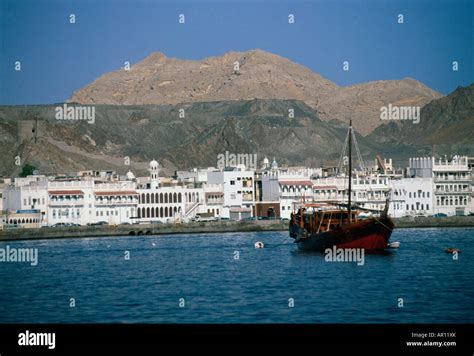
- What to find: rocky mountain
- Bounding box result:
[367,83,474,158]
[69,50,441,135]
[0,99,378,177]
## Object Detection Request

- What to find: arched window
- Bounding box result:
[160,207,163,217]
[146,207,150,218]
[138,208,141,218]
[178,193,182,203]
[160,193,163,204]
[151,194,154,204]
[164,194,168,203]
[174,207,177,214]
[155,193,159,204]
[146,194,150,204]
[141,193,145,204]
[164,207,168,217]
[151,208,155,218]
[142,207,145,218]
[173,193,177,204]
[155,207,159,217]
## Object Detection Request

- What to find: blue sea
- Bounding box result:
[0,228,473,323]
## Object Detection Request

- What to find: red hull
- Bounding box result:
[294,217,394,252]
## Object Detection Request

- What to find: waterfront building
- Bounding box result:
[136,160,206,223]
[389,177,434,217]
[207,165,254,220]
[312,173,392,213]
[432,156,471,216]
[2,177,49,226]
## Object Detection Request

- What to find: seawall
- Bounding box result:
[0,216,473,242]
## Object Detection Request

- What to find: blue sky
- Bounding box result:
[0,0,472,104]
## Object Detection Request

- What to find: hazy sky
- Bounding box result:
[0,0,472,104]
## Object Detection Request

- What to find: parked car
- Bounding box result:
[52,222,68,228]
[88,221,108,226]
[191,215,217,222]
[432,213,447,218]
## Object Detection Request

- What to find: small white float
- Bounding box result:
[254,241,264,249]
[387,241,400,249]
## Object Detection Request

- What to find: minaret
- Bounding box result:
[149,159,160,189]
[271,157,278,170]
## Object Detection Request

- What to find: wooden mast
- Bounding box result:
[348,120,352,222]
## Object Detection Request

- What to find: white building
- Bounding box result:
[136,160,206,223]
[312,173,391,211]
[389,177,434,217]
[207,166,254,220]
[432,156,471,216]
[260,163,321,219]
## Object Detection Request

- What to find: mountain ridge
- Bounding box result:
[69,49,441,135]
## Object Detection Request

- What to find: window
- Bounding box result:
[409,192,411,198]
[282,206,285,210]
[230,180,235,185]
[427,192,430,198]
[100,211,103,216]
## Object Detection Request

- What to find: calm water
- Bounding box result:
[0,228,473,323]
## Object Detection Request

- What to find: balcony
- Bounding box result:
[434,176,471,182]
[95,199,137,206]
[49,199,84,207]
[435,190,470,195]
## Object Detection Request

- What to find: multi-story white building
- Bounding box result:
[389,177,434,217]
[432,156,471,216]
[207,165,254,220]
[312,173,392,212]
[136,160,210,223]
[260,163,321,219]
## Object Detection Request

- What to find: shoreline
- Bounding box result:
[0,216,473,242]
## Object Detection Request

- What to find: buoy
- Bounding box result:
[152,242,156,246]
[445,248,460,254]
[387,241,400,249]
[254,241,264,249]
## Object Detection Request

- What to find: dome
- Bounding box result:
[149,159,159,169]
[271,157,278,169]
[126,170,135,180]
[263,156,269,165]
